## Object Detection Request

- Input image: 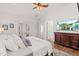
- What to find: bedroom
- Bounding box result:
[0,3,79,56]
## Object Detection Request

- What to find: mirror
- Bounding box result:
[57,19,79,31]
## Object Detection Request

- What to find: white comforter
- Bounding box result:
[27,36,53,56]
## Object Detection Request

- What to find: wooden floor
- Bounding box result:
[54,43,79,56]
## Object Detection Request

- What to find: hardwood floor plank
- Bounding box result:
[54,43,79,56]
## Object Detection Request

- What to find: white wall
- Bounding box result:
[0,3,78,38]
[38,3,79,39]
[0,3,38,36]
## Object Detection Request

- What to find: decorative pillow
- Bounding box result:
[25,38,32,46]
[11,34,26,48]
[21,37,32,47]
[4,35,19,52]
[0,37,7,56]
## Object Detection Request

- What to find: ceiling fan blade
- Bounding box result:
[33,3,38,5]
[42,5,48,7]
[33,3,48,7]
[33,7,37,9]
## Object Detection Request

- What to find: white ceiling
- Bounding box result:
[0,3,55,19]
[0,3,78,20]
[0,3,36,18]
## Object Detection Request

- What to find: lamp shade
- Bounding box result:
[0,28,4,32]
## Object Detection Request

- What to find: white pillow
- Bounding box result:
[3,35,19,52]
[11,34,26,48]
[0,36,7,56]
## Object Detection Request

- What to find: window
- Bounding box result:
[40,24,43,33]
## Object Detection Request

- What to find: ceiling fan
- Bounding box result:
[33,3,48,11]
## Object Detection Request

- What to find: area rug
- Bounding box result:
[53,48,72,56]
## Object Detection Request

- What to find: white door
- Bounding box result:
[39,20,54,41]
[45,20,54,41]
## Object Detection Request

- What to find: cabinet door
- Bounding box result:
[70,42,79,49]
[61,33,70,46]
[54,32,61,43]
[69,34,79,49]
[69,34,79,43]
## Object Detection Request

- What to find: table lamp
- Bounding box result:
[0,28,4,32]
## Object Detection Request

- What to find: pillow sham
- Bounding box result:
[4,35,19,52]
[11,34,26,48]
[21,37,32,47]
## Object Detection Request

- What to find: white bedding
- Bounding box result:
[27,36,53,56]
[0,34,53,56]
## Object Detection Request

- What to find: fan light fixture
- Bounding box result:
[33,3,48,11]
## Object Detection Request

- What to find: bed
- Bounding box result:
[0,34,53,56]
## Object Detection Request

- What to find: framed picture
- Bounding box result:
[10,24,14,28]
[2,24,8,30]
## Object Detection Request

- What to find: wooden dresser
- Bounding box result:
[54,32,79,49]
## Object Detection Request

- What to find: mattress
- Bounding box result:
[27,36,53,56]
[28,41,48,56]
